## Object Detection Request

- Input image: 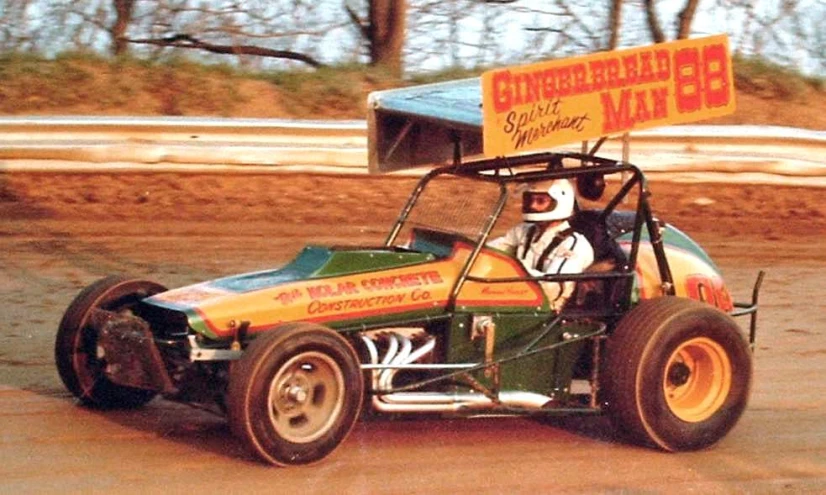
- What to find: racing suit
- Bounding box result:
[489,221,594,311]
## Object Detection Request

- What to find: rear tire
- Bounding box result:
[227,323,363,466]
[55,276,166,408]
[603,296,752,451]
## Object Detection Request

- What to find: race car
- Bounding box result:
[54,35,763,466]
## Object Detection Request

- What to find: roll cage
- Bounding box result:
[384,151,672,319]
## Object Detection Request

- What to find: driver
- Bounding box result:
[489,179,594,311]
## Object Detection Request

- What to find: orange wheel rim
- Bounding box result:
[663,337,732,423]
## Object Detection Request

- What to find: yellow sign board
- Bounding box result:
[481,35,736,156]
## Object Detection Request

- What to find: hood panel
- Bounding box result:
[145,245,447,339]
[149,245,436,307]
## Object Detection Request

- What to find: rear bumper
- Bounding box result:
[730,270,766,350]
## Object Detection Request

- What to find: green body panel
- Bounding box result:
[445,313,592,397]
[316,248,437,277]
[660,224,719,270]
[182,310,217,339]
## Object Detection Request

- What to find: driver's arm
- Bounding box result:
[487,224,523,255]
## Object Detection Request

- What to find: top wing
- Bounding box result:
[368,35,735,173]
[367,78,484,173]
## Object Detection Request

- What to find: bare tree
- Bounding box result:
[130,2,353,68]
[2,0,824,79]
[42,1,354,68]
[642,0,666,42]
[523,1,614,54]
[676,0,700,39]
[1,0,87,52]
[111,0,135,55]
[369,0,406,74]
[608,0,622,49]
[734,0,804,65]
[641,0,700,42]
[0,0,28,50]
[43,0,123,54]
[347,0,407,76]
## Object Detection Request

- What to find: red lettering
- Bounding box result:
[492,70,513,113]
[622,54,639,86]
[524,72,541,104]
[307,282,358,299]
[605,58,622,89]
[632,89,651,123]
[651,87,668,119]
[602,85,667,132]
[674,43,733,114]
[489,39,730,139]
[307,284,331,300]
[600,89,631,134]
[541,69,556,100]
[513,73,526,106]
[638,51,655,84]
[557,66,572,96]
[571,63,590,95]
[338,281,358,295]
[685,274,733,311]
[411,289,431,301]
[674,47,702,113]
[655,49,671,81]
[360,271,443,292]
[702,43,731,108]
[589,60,606,91]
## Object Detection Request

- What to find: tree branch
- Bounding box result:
[643,0,666,43]
[677,0,700,39]
[128,34,324,68]
[608,0,622,49]
[343,1,370,41]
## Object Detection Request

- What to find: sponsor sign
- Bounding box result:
[481,34,736,156]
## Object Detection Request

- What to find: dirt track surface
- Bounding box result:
[2,171,826,493]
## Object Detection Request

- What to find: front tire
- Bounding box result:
[603,296,752,451]
[55,275,166,408]
[227,323,363,466]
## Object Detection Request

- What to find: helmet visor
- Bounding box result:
[522,191,557,214]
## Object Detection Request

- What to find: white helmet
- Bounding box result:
[522,179,575,222]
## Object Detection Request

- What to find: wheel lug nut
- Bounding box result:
[287,385,308,403]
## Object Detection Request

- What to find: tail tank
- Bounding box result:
[619,224,733,311]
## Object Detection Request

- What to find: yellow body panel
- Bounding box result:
[152,242,546,338]
[626,241,733,311]
[456,245,545,309]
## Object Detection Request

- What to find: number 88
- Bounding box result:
[674,43,731,114]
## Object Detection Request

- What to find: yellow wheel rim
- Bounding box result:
[663,337,732,423]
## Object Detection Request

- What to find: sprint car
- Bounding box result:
[55,37,763,466]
